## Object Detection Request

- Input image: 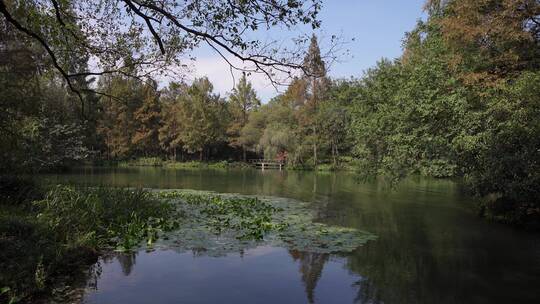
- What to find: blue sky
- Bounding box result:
[190,1,427,101]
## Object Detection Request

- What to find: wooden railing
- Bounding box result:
[247,159,285,170]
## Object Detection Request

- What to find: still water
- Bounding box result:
[42,167,540,304]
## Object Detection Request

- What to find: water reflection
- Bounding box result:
[42,168,540,304]
[115,252,136,276]
[289,250,330,303]
[83,248,356,304]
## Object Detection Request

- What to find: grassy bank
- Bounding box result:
[115,158,248,169]
[0,176,179,304]
[109,157,358,172]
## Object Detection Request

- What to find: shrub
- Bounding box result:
[207,160,229,169]
[35,186,179,250]
[163,160,203,169]
[118,157,163,167]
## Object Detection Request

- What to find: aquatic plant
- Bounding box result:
[35,186,180,251]
[156,190,376,256]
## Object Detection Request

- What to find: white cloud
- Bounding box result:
[189,56,286,102]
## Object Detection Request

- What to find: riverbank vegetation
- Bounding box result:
[0,176,180,303]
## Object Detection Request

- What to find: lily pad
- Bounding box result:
[152,190,376,256]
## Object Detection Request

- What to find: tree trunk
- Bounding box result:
[332,141,337,167]
[312,125,318,166]
[313,142,318,167]
[199,149,203,161]
[242,145,247,162]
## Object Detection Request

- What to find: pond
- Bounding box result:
[41,167,540,304]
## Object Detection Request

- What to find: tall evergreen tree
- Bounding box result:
[298,35,329,166]
[179,78,227,160]
[227,73,261,161]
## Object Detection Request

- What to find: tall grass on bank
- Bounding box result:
[0,178,179,303]
[116,158,235,169]
[36,186,180,251]
[118,157,163,167]
[164,160,230,169]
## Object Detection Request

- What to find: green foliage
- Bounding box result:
[207,160,230,169]
[0,179,77,303]
[462,72,540,226]
[155,78,229,161]
[345,10,540,226]
[349,34,463,179]
[118,157,164,167]
[35,186,179,251]
[162,160,230,169]
[227,74,261,161]
[132,83,162,156]
[1,182,180,303]
[161,192,282,240]
[156,190,376,255]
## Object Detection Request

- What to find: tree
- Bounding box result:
[432,0,540,84]
[178,78,228,160]
[297,35,330,166]
[227,74,261,161]
[133,81,162,157]
[0,0,326,101]
[317,85,351,166]
[344,2,540,226]
[239,110,267,156]
[257,97,301,163]
[460,72,540,226]
[97,75,146,158]
[0,12,91,172]
[159,82,187,160]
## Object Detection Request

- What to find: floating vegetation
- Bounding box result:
[154,190,377,256]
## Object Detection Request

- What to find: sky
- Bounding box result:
[189,1,427,102]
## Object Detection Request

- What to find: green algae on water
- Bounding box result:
[152,190,376,256]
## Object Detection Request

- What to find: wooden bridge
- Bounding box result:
[248,159,285,170]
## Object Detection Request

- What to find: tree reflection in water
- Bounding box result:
[116,252,137,276]
[289,250,330,303]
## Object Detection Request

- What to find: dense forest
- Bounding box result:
[1,0,539,228]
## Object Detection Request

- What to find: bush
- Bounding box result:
[0,213,68,303]
[163,160,203,168]
[35,186,179,250]
[118,157,163,167]
[315,163,334,172]
[164,160,230,169]
[207,160,229,169]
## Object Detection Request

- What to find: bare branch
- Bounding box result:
[121,0,165,54]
